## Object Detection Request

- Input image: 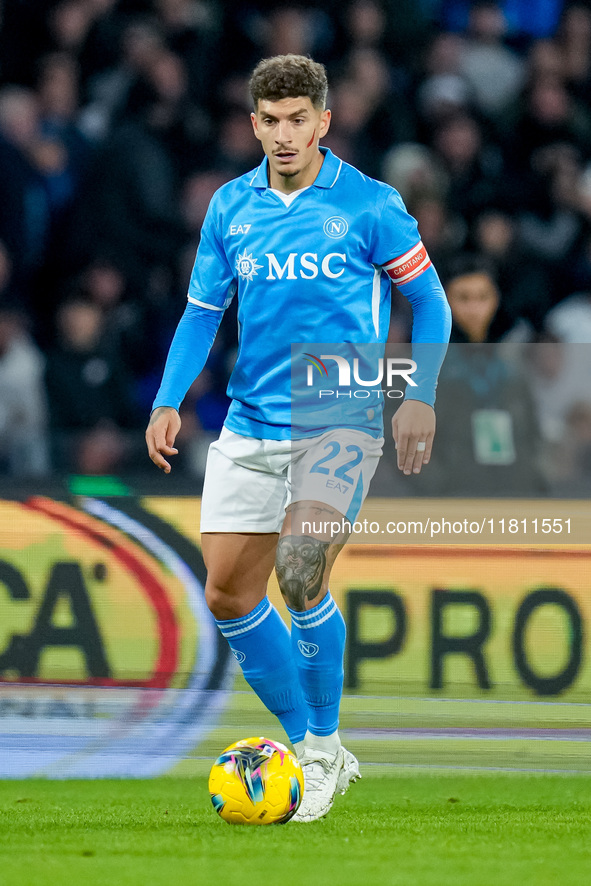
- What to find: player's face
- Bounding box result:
[446,273,499,342]
[251,96,331,191]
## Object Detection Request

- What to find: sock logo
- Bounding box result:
[297,640,319,658]
[232,650,246,664]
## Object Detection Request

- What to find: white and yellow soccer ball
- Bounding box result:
[209,737,304,825]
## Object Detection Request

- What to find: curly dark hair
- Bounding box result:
[249,54,328,110]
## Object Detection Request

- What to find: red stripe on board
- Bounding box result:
[24,497,179,688]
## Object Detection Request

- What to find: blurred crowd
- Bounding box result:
[1,0,591,494]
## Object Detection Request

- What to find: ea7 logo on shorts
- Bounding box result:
[232,650,247,664]
[297,640,319,657]
[323,216,348,239]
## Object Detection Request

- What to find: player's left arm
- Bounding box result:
[384,246,452,475]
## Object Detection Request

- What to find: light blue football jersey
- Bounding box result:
[187,148,435,440]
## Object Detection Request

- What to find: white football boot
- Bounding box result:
[337,747,361,795]
[292,734,361,823]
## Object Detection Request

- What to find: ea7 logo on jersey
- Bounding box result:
[266,252,346,280]
[229,224,251,235]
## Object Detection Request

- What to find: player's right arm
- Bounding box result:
[145,191,236,472]
[145,302,224,471]
[146,405,181,473]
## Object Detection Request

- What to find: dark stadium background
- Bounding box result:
[0,0,590,494]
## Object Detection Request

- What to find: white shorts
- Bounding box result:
[200,427,383,533]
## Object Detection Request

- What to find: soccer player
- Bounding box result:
[146,55,451,822]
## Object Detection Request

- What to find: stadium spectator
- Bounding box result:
[0,0,590,483]
[431,112,503,223]
[215,106,267,177]
[153,0,222,103]
[79,17,166,141]
[382,142,449,207]
[471,207,552,331]
[0,303,49,477]
[338,0,419,105]
[45,298,141,473]
[0,86,50,295]
[220,4,335,77]
[438,0,564,39]
[0,241,22,310]
[525,37,566,83]
[339,0,432,67]
[507,72,591,173]
[179,168,233,288]
[422,29,466,78]
[563,227,591,293]
[416,70,474,136]
[327,47,416,175]
[66,71,189,288]
[557,2,591,101]
[556,400,591,495]
[525,330,591,433]
[411,194,466,274]
[515,143,587,302]
[420,255,545,495]
[140,46,215,176]
[75,0,123,88]
[75,256,163,385]
[445,254,503,343]
[521,330,591,492]
[37,51,80,124]
[341,0,389,52]
[35,52,92,222]
[181,169,232,235]
[257,6,333,61]
[458,0,524,118]
[47,0,100,58]
[545,290,591,342]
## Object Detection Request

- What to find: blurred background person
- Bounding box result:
[65,67,191,292]
[470,207,552,332]
[458,0,525,120]
[0,301,49,477]
[44,298,142,474]
[0,86,50,304]
[0,0,589,485]
[430,112,504,225]
[411,255,545,495]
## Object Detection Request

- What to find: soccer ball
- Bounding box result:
[208,736,304,825]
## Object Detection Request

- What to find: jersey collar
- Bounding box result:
[249,147,342,190]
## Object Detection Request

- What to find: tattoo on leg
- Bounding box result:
[276,535,329,611]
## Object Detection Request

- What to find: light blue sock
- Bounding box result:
[288,593,346,737]
[215,597,308,744]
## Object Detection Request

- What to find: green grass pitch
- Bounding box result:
[1,774,590,886]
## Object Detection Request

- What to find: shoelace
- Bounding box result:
[300,752,335,790]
